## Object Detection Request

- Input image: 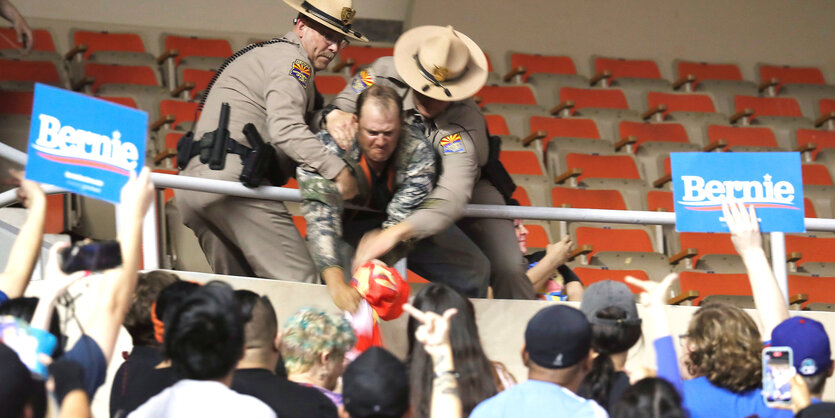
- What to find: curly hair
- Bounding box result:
[280,308,356,375]
[684,303,763,392]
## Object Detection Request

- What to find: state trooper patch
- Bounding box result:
[350,68,376,93]
[440,133,466,155]
[290,59,311,88]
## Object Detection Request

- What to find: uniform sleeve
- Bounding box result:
[404,127,481,239]
[298,166,346,273]
[262,53,346,180]
[383,130,437,229]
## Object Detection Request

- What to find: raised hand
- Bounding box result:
[626,273,678,308]
[722,200,762,257]
[402,303,457,358]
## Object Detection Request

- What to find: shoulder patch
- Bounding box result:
[440,133,466,155]
[289,59,311,88]
[350,67,376,93]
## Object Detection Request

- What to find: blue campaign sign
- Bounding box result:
[671,152,804,233]
[25,84,147,204]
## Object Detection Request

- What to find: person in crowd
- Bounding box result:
[0,341,47,418]
[627,200,793,418]
[0,0,32,53]
[280,307,356,407]
[786,373,835,417]
[577,280,643,412]
[175,0,367,283]
[129,281,275,417]
[341,346,411,418]
[0,170,47,306]
[406,283,501,418]
[110,270,179,417]
[470,304,607,417]
[770,316,833,404]
[610,377,686,418]
[231,290,338,418]
[513,217,583,301]
[321,25,534,300]
[299,84,435,312]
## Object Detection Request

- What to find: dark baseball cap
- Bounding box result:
[342,347,409,418]
[771,316,832,376]
[580,280,642,327]
[525,304,592,369]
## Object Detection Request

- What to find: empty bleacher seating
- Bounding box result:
[332,44,393,75]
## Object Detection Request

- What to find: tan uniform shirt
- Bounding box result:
[189,31,345,181]
[323,56,490,239]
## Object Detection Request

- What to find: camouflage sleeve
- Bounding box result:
[383,125,437,229]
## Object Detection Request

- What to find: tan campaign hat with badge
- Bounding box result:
[283,0,368,42]
[394,25,488,102]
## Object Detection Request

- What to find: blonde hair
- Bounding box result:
[684,303,763,392]
[280,308,356,374]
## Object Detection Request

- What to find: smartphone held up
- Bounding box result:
[59,240,123,274]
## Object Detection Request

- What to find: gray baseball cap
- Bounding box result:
[580,280,642,327]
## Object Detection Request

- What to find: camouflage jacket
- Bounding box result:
[297,124,436,273]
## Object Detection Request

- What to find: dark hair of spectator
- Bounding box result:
[802,370,829,395]
[685,302,763,392]
[406,283,497,418]
[123,270,178,347]
[611,377,685,418]
[154,280,200,326]
[0,297,63,357]
[577,305,643,408]
[234,290,278,350]
[356,84,404,121]
[163,281,244,380]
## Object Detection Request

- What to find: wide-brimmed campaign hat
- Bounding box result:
[394,25,489,101]
[283,0,368,42]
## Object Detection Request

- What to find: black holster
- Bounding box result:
[481,134,516,203]
[240,123,282,188]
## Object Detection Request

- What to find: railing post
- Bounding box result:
[142,193,160,270]
[770,232,788,302]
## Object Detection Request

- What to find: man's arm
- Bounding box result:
[0,0,32,53]
[382,127,437,228]
[84,168,154,362]
[721,200,789,337]
[0,170,46,299]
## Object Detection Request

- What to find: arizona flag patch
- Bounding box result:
[350,68,376,93]
[440,133,466,155]
[289,59,311,88]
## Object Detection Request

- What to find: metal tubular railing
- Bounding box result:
[4,141,835,301]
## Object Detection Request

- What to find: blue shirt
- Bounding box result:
[470,379,608,418]
[682,377,792,418]
[0,289,8,306]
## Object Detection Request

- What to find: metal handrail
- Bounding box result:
[5,141,835,301]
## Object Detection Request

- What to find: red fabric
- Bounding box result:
[351,262,410,321]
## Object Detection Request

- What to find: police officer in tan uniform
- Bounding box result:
[175,0,367,282]
[319,26,536,299]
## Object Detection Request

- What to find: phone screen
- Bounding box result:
[763,347,794,406]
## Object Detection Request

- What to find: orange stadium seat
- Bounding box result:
[573,267,650,294]
[574,226,655,259]
[333,45,393,75]
[676,60,744,89]
[475,85,537,107]
[558,87,630,115]
[71,30,147,60]
[81,62,158,94]
[100,96,138,108]
[0,90,33,115]
[0,27,56,53]
[562,153,642,183]
[618,121,690,152]
[677,232,738,268]
[315,74,347,95]
[525,224,550,249]
[796,129,835,161]
[163,35,233,67]
[706,125,779,150]
[759,65,826,93]
[508,53,577,82]
[647,190,673,212]
[485,114,511,136]
[785,236,835,267]
[788,275,835,306]
[511,185,532,206]
[529,116,604,152]
[818,99,835,129]
[0,58,62,86]
[499,150,544,176]
[678,271,752,305]
[551,187,627,210]
[821,99,835,116]
[44,194,66,234]
[805,198,818,218]
[158,100,200,131]
[734,95,804,120]
[178,68,215,100]
[646,92,717,118]
[802,163,833,186]
[593,57,662,82]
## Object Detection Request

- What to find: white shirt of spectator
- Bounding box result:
[128,379,276,418]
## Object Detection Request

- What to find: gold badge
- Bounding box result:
[432,66,449,82]
[341,7,356,24]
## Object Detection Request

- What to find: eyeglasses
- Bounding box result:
[311,23,349,48]
[678,333,690,348]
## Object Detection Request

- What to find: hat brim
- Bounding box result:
[283,0,368,42]
[393,25,488,102]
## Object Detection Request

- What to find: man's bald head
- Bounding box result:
[235,290,278,350]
